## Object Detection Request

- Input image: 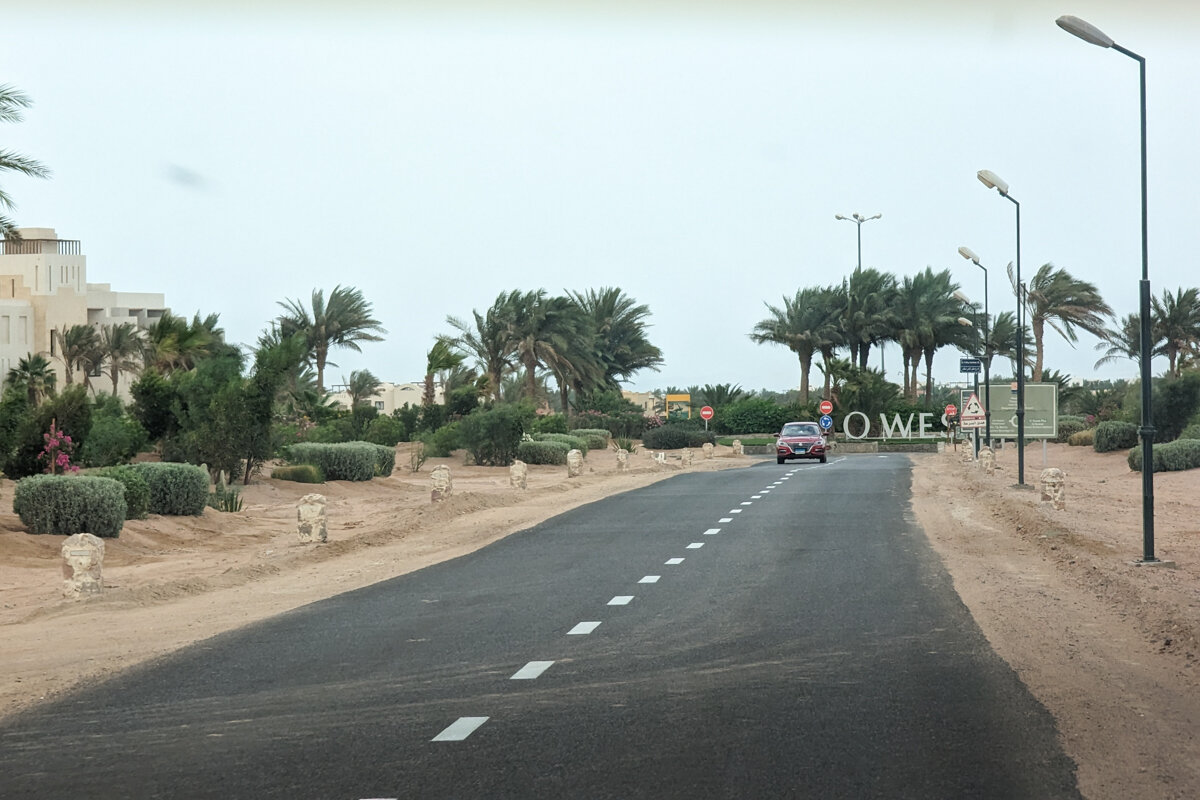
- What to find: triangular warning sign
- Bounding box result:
[962,392,985,420]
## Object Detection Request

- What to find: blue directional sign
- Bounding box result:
[819,414,833,430]
[959,357,982,374]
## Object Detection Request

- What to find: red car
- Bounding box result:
[776,421,828,464]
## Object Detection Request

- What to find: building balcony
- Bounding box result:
[1,238,83,256]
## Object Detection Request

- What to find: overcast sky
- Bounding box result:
[5,1,1199,395]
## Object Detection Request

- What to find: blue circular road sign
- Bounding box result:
[819,414,833,429]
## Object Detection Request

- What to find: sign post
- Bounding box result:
[699,405,714,432]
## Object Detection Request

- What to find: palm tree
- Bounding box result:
[892,268,966,402]
[96,322,145,396]
[840,268,898,370]
[0,84,50,240]
[52,324,101,387]
[424,338,465,407]
[344,369,382,408]
[749,288,840,403]
[568,287,664,388]
[987,310,1033,378]
[1151,287,1200,377]
[696,383,745,407]
[277,285,386,393]
[446,297,516,402]
[1013,262,1114,382]
[143,311,216,373]
[498,290,576,402]
[1093,313,1142,372]
[5,353,56,405]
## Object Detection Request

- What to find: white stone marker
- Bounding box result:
[1040,467,1066,510]
[979,446,996,476]
[615,449,629,472]
[732,439,744,456]
[681,448,694,467]
[61,533,105,598]
[566,449,584,478]
[509,459,528,489]
[702,442,715,460]
[431,465,452,502]
[297,493,328,543]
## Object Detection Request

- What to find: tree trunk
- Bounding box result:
[923,349,935,406]
[524,354,538,401]
[798,354,811,403]
[1032,317,1045,382]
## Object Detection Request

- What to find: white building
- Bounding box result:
[326,381,435,414]
[0,227,168,398]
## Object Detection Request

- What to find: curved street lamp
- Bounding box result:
[958,246,991,448]
[977,170,1025,486]
[1057,15,1158,564]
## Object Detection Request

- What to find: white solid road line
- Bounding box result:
[686,542,704,549]
[568,621,602,635]
[510,661,555,680]
[703,528,721,535]
[608,596,634,606]
[665,558,684,565]
[639,575,661,583]
[432,716,489,742]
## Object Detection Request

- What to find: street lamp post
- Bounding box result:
[953,300,982,459]
[958,246,991,449]
[1057,15,1158,563]
[977,169,1026,486]
[835,212,883,374]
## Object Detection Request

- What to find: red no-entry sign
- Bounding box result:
[700,406,714,420]
[819,400,833,415]
[945,404,958,417]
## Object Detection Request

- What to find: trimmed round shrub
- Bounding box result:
[1067,429,1095,447]
[1055,416,1090,444]
[531,414,569,434]
[517,439,570,465]
[1128,438,1200,473]
[13,475,126,537]
[363,415,407,448]
[569,429,611,449]
[131,463,209,516]
[458,404,532,467]
[286,442,388,481]
[535,433,588,456]
[1179,422,1200,442]
[1094,420,1139,453]
[88,466,150,519]
[271,464,325,483]
[642,426,715,450]
[421,422,460,458]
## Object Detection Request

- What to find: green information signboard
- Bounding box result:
[962,383,1058,440]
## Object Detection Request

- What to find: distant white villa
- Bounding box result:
[326,381,439,414]
[0,227,169,399]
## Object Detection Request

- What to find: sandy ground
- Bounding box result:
[2,439,1199,799]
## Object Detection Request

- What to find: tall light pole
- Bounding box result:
[835,212,884,375]
[958,246,991,449]
[953,297,982,458]
[977,169,1026,486]
[1057,15,1158,563]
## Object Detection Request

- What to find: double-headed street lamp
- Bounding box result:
[977,169,1026,486]
[1057,15,1158,564]
[835,212,885,375]
[958,246,991,449]
[953,298,983,458]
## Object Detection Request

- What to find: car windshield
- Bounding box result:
[781,423,819,437]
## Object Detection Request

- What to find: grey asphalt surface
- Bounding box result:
[0,454,1080,799]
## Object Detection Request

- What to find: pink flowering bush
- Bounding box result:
[38,421,80,475]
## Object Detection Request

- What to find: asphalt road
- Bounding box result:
[0,454,1080,799]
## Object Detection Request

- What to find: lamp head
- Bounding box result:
[953,290,971,304]
[977,169,1010,196]
[957,246,980,264]
[1056,15,1114,48]
[957,317,973,327]
[835,214,848,220]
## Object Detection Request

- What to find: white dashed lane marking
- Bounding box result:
[432,717,489,742]
[639,575,660,584]
[510,661,554,680]
[703,528,721,535]
[719,517,733,523]
[751,495,763,499]
[608,596,634,606]
[665,558,684,565]
[740,501,753,506]
[729,509,743,514]
[568,621,602,635]
[686,542,704,549]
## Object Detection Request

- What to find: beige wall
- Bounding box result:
[327,381,435,415]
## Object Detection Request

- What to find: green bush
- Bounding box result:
[569,428,611,449]
[715,397,805,436]
[87,466,150,519]
[421,422,461,458]
[1055,416,1090,444]
[517,439,570,465]
[1128,438,1200,473]
[1094,420,1139,453]
[271,464,325,483]
[363,415,407,447]
[207,486,244,512]
[13,475,126,537]
[568,409,647,439]
[1180,422,1200,442]
[458,404,532,466]
[642,426,715,450]
[286,442,381,482]
[1067,429,1095,447]
[531,414,569,434]
[131,463,210,516]
[535,433,588,456]
[79,397,148,467]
